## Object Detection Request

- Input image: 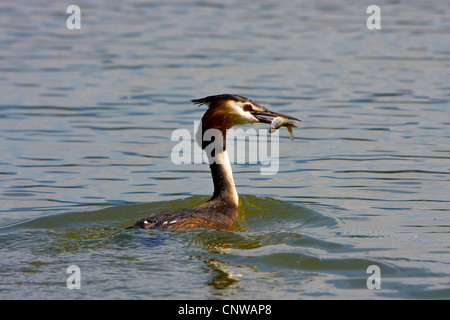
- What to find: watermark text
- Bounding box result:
[171,121,280,175]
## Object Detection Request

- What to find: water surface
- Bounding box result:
[0,0,449,299]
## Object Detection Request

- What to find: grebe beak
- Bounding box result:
[251,107,301,125]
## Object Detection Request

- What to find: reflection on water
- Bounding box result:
[0,0,449,299]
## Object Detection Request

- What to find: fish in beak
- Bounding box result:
[250,106,301,126]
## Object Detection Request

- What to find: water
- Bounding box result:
[0,0,449,299]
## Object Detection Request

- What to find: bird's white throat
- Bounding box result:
[207,149,239,206]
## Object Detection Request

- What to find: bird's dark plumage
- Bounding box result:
[191,94,250,106]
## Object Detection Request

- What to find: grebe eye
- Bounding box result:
[243,104,252,111]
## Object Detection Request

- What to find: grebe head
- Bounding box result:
[192,94,301,149]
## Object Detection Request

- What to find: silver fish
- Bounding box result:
[269,116,295,140]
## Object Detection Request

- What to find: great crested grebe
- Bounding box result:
[134,94,300,230]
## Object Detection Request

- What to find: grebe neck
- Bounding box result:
[196,115,239,212]
[208,150,239,207]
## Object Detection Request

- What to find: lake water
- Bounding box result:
[0,0,449,299]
